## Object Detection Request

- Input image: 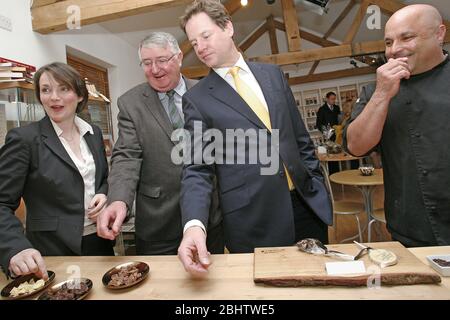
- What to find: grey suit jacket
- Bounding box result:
[108,78,222,242]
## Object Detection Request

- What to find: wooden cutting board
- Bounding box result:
[254,241,441,287]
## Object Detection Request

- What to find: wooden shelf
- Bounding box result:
[0,81,34,90]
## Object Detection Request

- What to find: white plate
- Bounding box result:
[426,254,450,277]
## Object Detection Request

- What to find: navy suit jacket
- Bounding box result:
[181,62,332,252]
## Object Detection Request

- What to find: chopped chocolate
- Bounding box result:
[46,281,89,300]
[108,265,143,287]
[433,258,450,267]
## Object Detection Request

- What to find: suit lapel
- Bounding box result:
[247,62,280,131]
[83,131,102,190]
[206,70,267,130]
[142,84,174,143]
[40,116,78,173]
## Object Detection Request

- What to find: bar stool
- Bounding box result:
[324,171,364,243]
[368,208,386,242]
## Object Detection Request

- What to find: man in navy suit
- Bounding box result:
[177,0,332,277]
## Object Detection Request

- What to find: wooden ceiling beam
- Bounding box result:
[250,40,386,66]
[267,15,279,55]
[324,0,356,39]
[273,18,286,32]
[32,0,193,34]
[309,0,356,75]
[238,21,268,52]
[300,31,338,48]
[308,60,320,76]
[184,65,377,84]
[31,0,61,8]
[288,66,377,85]
[343,0,370,44]
[281,0,301,52]
[181,39,385,79]
[272,19,337,48]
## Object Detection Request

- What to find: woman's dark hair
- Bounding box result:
[33,62,89,113]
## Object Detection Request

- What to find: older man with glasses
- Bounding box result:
[97,32,223,255]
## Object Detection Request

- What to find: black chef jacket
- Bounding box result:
[343,54,450,247]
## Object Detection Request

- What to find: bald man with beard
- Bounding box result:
[344,4,449,247]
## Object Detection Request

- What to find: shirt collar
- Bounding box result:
[213,53,251,79]
[157,76,185,101]
[50,115,94,137]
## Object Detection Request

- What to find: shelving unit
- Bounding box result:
[0,82,44,147]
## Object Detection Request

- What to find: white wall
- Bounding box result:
[0,0,145,139]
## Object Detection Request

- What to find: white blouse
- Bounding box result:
[50,116,97,236]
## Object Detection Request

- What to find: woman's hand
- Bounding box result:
[9,248,48,280]
[87,193,107,221]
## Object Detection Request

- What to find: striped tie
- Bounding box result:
[167,90,184,130]
[228,66,295,191]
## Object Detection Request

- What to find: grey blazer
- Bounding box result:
[108,78,222,242]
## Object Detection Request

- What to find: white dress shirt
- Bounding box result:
[50,116,98,236]
[183,54,267,235]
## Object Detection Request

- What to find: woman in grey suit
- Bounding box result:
[0,62,113,280]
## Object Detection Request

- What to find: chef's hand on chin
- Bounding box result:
[178,226,212,278]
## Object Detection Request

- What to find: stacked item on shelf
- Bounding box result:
[0,57,36,84]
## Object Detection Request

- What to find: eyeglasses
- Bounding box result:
[140,53,177,69]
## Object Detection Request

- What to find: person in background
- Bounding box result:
[316,92,341,141]
[97,32,223,255]
[344,4,449,247]
[0,62,112,279]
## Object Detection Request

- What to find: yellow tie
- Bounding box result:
[228,66,295,191]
